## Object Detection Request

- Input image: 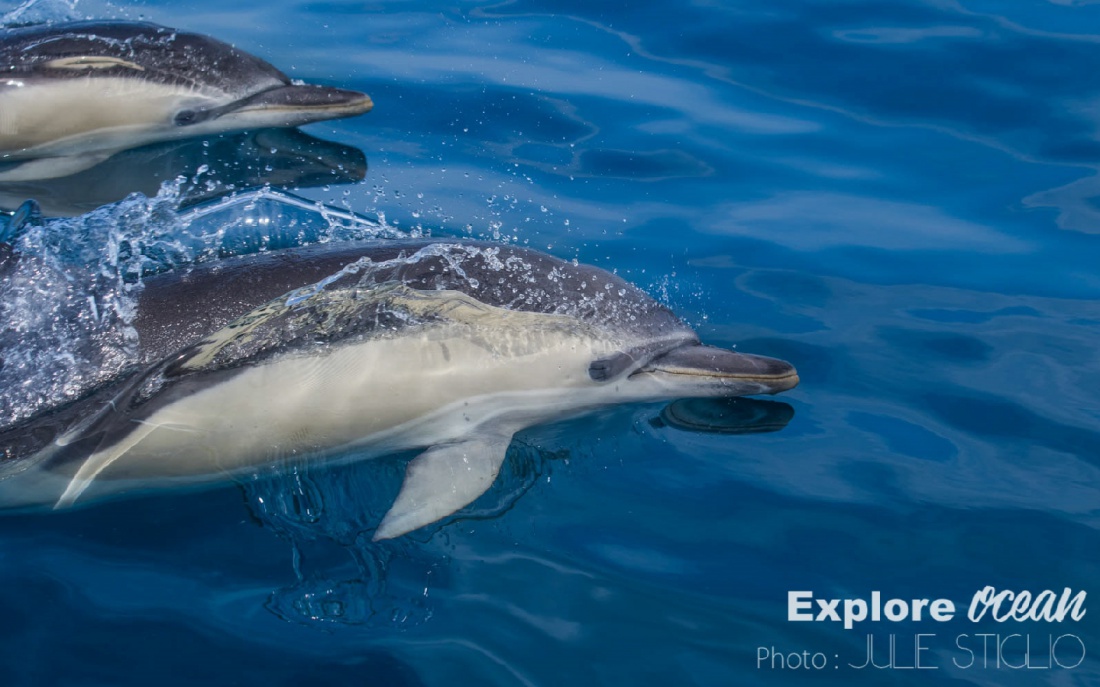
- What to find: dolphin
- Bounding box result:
[0,240,798,539]
[0,21,372,181]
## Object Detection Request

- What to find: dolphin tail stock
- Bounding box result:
[0,378,161,510]
[53,421,160,507]
[372,429,515,541]
[46,344,213,507]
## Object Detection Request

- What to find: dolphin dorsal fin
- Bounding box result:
[373,431,513,541]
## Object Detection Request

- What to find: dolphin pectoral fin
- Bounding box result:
[373,433,513,541]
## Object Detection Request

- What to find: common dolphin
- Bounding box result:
[0,241,798,539]
[0,21,372,181]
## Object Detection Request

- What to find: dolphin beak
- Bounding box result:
[229,85,373,124]
[636,345,799,395]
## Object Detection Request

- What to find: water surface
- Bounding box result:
[0,0,1098,685]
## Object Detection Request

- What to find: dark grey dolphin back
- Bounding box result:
[133,241,696,363]
[0,21,288,96]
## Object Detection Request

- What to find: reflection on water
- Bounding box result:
[0,128,367,217]
[652,397,794,435]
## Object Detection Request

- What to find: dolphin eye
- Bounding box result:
[174,109,199,126]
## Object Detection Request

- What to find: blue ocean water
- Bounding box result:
[1,0,1099,685]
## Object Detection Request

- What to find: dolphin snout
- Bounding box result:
[638,344,799,395]
[233,85,373,116]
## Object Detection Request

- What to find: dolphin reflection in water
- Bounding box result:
[0,127,368,217]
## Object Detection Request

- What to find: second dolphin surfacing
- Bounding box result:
[0,21,372,180]
[1,241,798,539]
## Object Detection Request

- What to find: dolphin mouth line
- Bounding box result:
[237,95,374,113]
[233,85,373,112]
[176,85,373,126]
[638,368,800,383]
[632,366,801,394]
[240,102,371,115]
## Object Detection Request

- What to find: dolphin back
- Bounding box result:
[0,21,288,96]
[133,241,697,362]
